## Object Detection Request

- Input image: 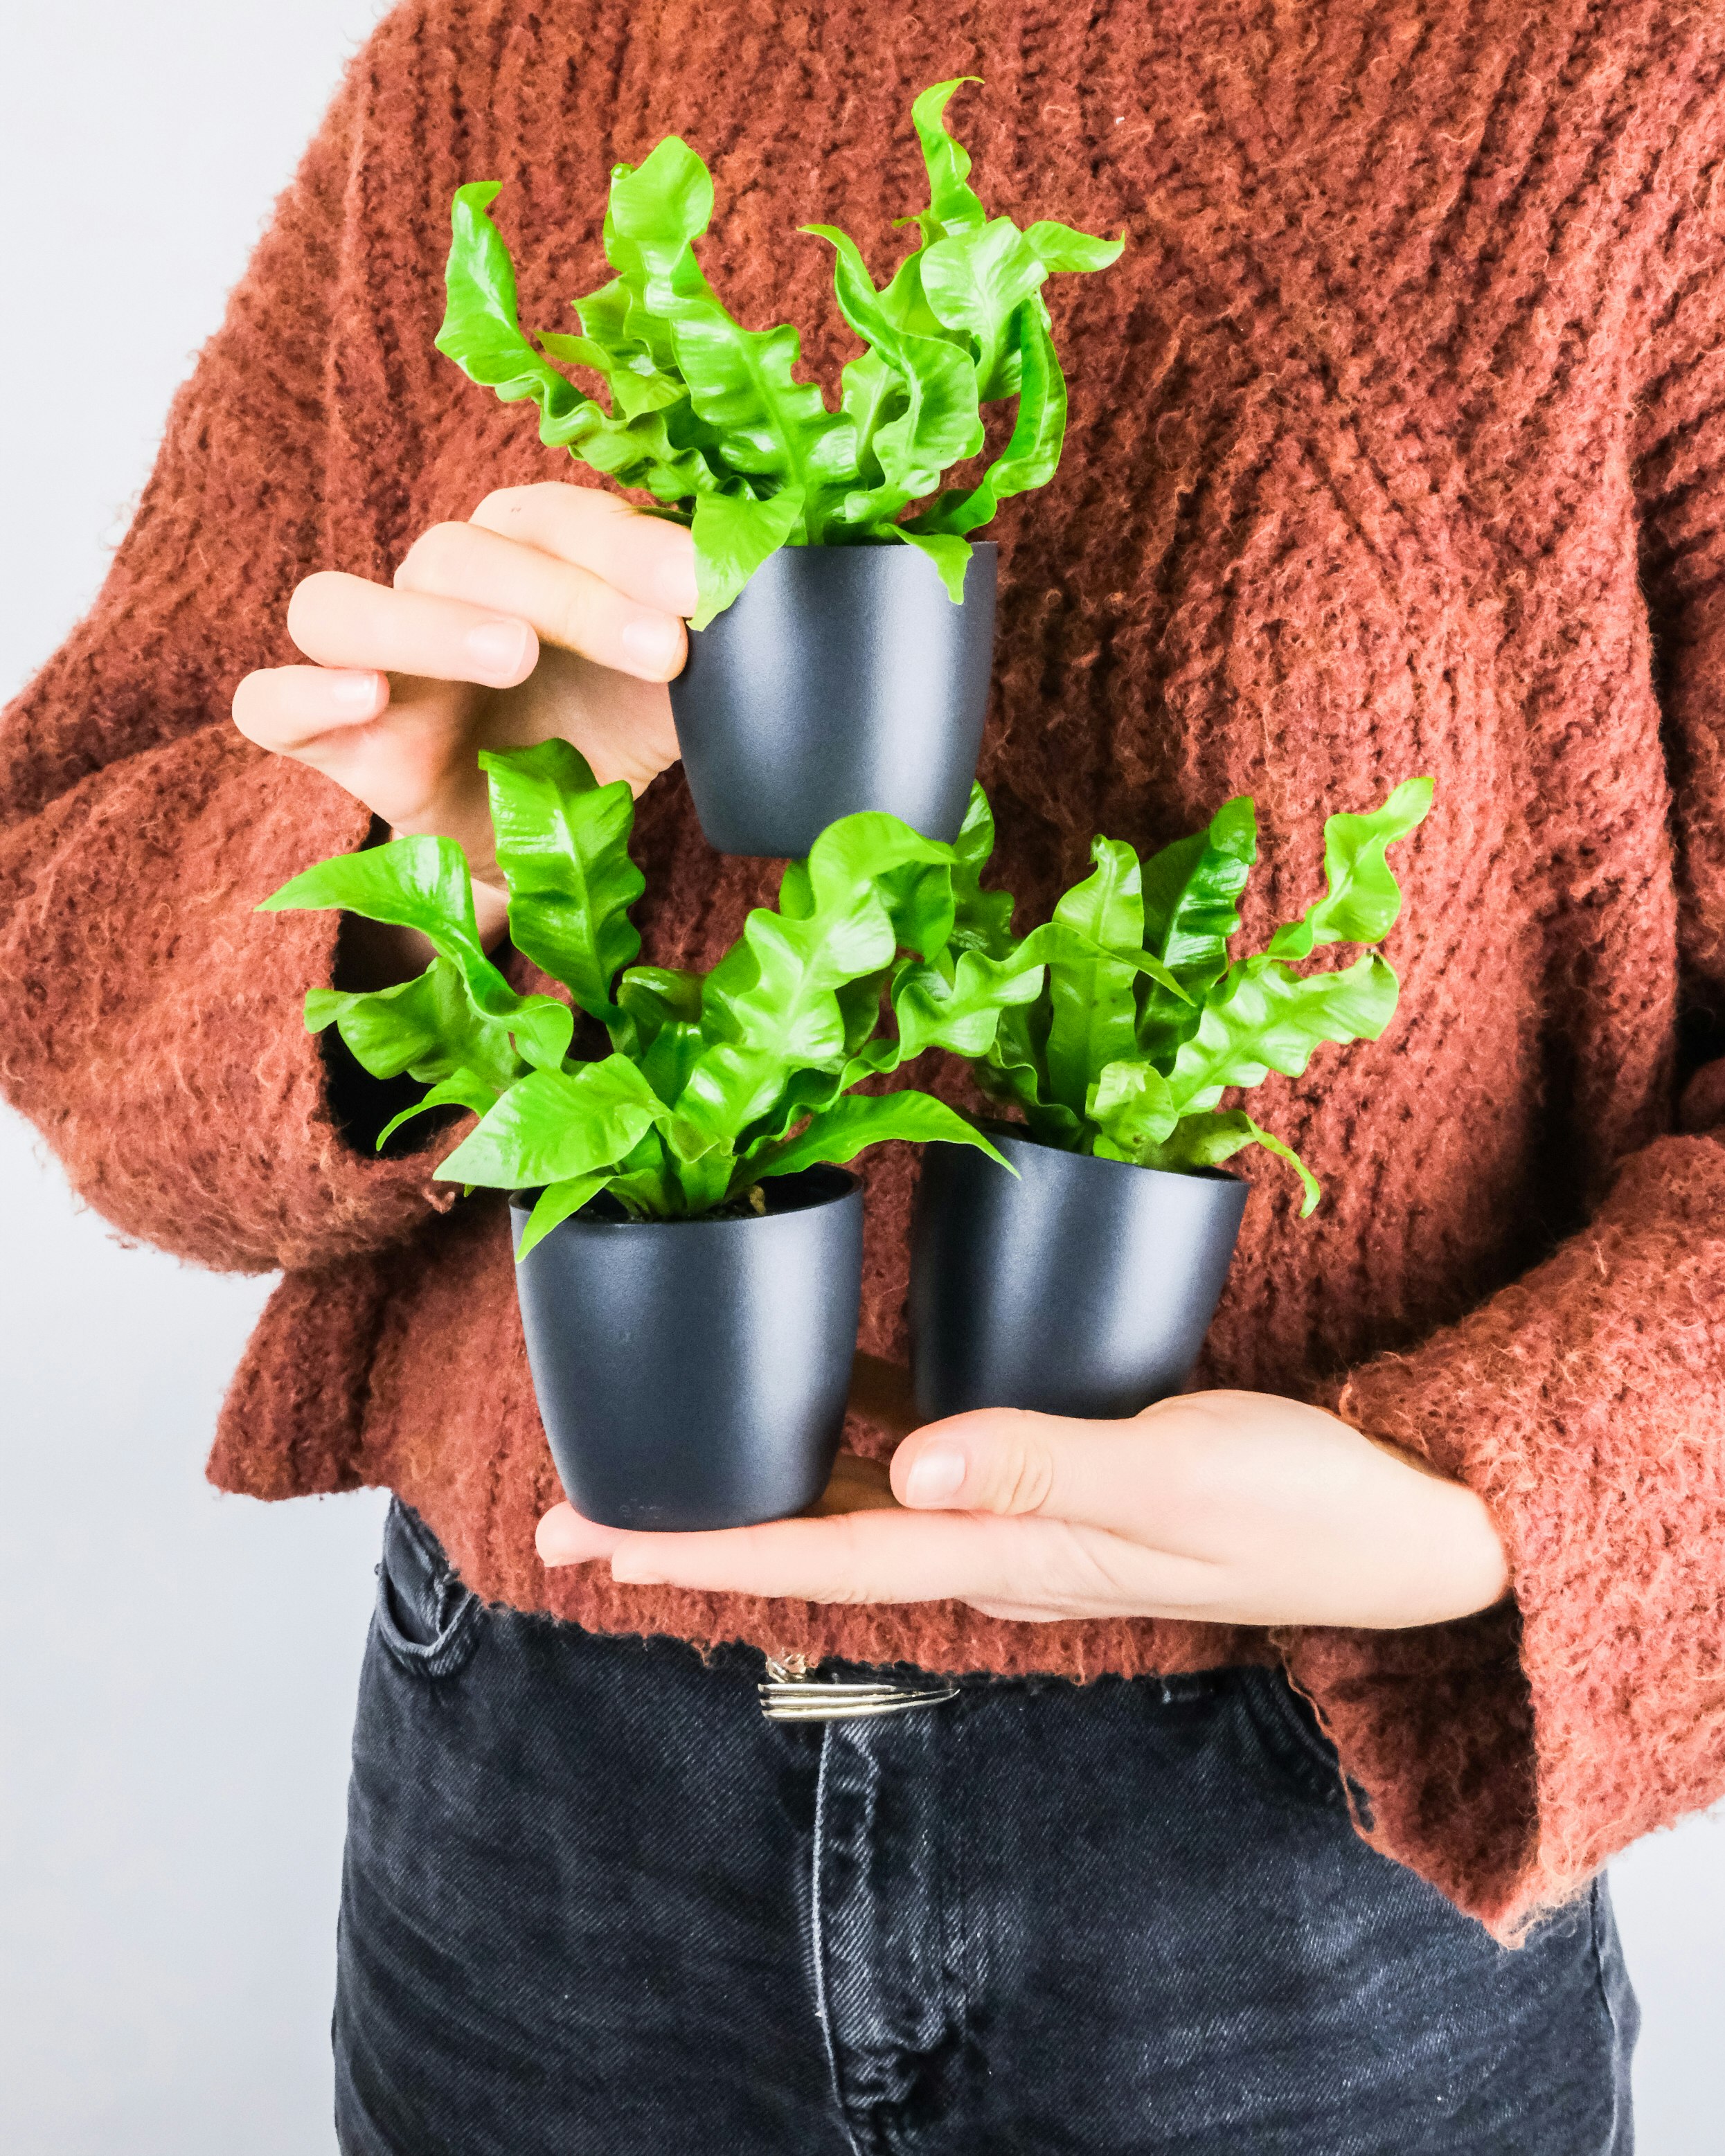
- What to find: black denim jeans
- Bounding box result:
[333,1501,1637,2155]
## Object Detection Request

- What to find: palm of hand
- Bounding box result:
[337,646,679,887]
[538,1375,1510,1631]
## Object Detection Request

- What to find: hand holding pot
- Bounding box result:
[233,482,693,975]
[537,1387,1510,1630]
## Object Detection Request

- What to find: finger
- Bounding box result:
[602,1506,1022,1602]
[535,1450,895,1570]
[889,1408,1170,1531]
[537,1504,626,1567]
[598,1506,1219,1617]
[395,520,686,681]
[232,664,389,752]
[287,569,539,686]
[540,1500,992,1597]
[469,482,699,618]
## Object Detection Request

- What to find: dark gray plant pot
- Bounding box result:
[669,539,998,857]
[510,1167,863,1530]
[908,1124,1248,1422]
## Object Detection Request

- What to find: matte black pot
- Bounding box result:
[670,540,998,857]
[510,1167,864,1530]
[908,1125,1249,1422]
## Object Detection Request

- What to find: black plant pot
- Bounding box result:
[510,1167,864,1531]
[669,540,998,857]
[908,1124,1249,1422]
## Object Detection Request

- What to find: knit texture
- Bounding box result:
[4,0,1725,1939]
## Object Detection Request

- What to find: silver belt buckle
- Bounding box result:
[758,1653,959,1723]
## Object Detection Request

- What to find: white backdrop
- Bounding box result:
[0,5,1719,2150]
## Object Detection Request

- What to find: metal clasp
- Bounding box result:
[758,1653,959,1723]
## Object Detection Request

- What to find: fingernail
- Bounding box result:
[619,614,684,678]
[465,619,535,682]
[328,670,382,717]
[903,1446,967,1507]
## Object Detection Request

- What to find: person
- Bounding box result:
[3,1,1721,2148]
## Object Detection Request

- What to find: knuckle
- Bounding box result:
[550,575,606,655]
[981,1423,1057,1515]
[473,479,614,534]
[807,1514,889,1606]
[1044,1522,1135,1609]
[471,485,529,524]
[394,521,470,587]
[815,1580,882,1608]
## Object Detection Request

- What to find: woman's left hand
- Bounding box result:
[537,1372,1511,1628]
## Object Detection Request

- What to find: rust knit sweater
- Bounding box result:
[5,0,1725,1941]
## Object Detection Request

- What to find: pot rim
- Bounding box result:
[969,1117,1244,1187]
[697,535,999,586]
[508,1162,861,1229]
[775,534,998,559]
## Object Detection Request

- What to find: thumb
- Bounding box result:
[891,1408,1124,1522]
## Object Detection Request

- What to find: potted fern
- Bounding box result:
[908,779,1434,1420]
[436,78,1123,856]
[261,746,1008,1529]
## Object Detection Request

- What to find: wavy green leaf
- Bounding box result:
[515,1171,616,1259]
[609,141,852,504]
[1265,776,1434,960]
[436,183,598,447]
[604,1126,688,1217]
[480,741,643,1021]
[1024,221,1127,275]
[1165,951,1402,1118]
[1137,794,1258,1062]
[672,814,956,1158]
[1137,1110,1323,1217]
[301,969,464,1082]
[1044,838,1145,1113]
[890,946,1044,1060]
[265,836,573,1077]
[689,486,806,628]
[905,298,1068,538]
[616,965,705,1036]
[804,224,982,512]
[536,330,686,421]
[947,783,1017,958]
[376,1070,501,1149]
[616,967,709,1104]
[976,997,1084,1149]
[868,856,956,962]
[920,217,1048,400]
[437,184,713,501]
[438,1055,667,1189]
[906,78,987,243]
[672,911,886,1158]
[888,526,973,602]
[265,833,483,963]
[1087,1059,1179,1158]
[753,1088,1008,1180]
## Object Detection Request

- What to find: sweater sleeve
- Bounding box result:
[1278,149,1725,1943]
[0,44,452,1273]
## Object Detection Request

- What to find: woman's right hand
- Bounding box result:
[232,482,695,973]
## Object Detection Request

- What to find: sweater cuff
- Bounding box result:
[1278,1128,1725,1941]
[199,747,464,1264]
[1,728,456,1272]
